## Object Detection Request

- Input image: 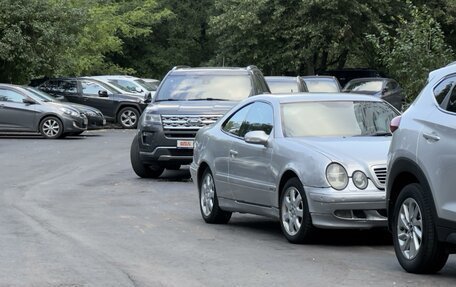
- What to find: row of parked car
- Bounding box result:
[127,63,456,275]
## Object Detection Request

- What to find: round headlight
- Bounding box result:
[352,171,368,190]
[326,163,348,190]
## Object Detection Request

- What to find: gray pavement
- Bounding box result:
[0,129,455,286]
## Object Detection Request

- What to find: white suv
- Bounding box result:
[387,64,456,273]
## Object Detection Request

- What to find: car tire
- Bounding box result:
[40,116,64,139]
[279,177,315,243]
[199,168,231,224]
[118,107,140,129]
[130,134,164,178]
[392,183,449,274]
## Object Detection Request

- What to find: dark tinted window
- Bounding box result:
[222,104,252,136]
[41,80,59,91]
[444,83,456,113]
[238,102,273,137]
[59,80,77,93]
[0,89,25,103]
[434,76,455,106]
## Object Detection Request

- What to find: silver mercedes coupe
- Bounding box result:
[190,93,400,243]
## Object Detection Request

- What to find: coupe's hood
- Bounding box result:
[44,101,80,113]
[289,136,391,170]
[148,101,238,115]
[66,103,101,113]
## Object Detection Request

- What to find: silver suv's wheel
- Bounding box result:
[40,117,63,139]
[118,107,139,129]
[199,168,231,224]
[392,183,449,273]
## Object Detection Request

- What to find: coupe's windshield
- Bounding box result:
[282,101,399,137]
[345,80,383,92]
[267,80,299,93]
[155,74,251,101]
[303,78,339,92]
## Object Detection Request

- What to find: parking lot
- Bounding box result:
[0,129,455,286]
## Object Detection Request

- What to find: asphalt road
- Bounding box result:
[0,130,455,286]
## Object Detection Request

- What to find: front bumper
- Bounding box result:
[86,115,106,130]
[62,115,88,133]
[306,185,387,229]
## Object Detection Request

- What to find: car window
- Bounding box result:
[0,89,25,103]
[59,81,78,93]
[434,76,456,106]
[239,102,273,137]
[386,81,396,91]
[345,80,383,92]
[81,80,109,95]
[41,80,59,92]
[222,104,252,136]
[303,78,340,92]
[267,80,299,93]
[444,83,456,113]
[108,79,139,93]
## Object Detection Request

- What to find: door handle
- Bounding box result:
[229,149,238,158]
[423,132,440,142]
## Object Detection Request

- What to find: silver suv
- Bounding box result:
[387,64,456,273]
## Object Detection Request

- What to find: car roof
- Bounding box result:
[346,77,389,83]
[302,76,337,80]
[265,76,297,82]
[428,63,456,84]
[250,93,383,104]
[91,75,140,80]
[171,67,251,75]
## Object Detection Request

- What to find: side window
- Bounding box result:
[222,104,252,136]
[81,81,108,96]
[109,80,138,93]
[42,80,59,92]
[444,84,456,113]
[0,89,25,103]
[59,80,78,93]
[434,77,455,106]
[238,102,274,137]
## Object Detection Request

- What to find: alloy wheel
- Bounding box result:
[42,119,60,137]
[281,186,304,236]
[397,198,423,260]
[120,110,137,128]
[200,173,215,216]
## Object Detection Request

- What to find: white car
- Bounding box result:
[90,75,156,98]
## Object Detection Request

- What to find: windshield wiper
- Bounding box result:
[188,98,229,101]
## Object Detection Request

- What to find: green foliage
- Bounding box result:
[367,2,454,101]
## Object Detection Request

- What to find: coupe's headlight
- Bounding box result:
[352,171,368,190]
[326,163,348,190]
[143,113,161,125]
[60,107,79,117]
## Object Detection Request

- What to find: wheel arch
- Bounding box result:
[37,113,65,132]
[115,104,141,119]
[197,161,210,189]
[278,169,300,205]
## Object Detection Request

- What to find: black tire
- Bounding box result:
[392,183,449,274]
[117,107,140,129]
[199,168,231,224]
[40,116,64,139]
[130,134,164,178]
[279,177,315,243]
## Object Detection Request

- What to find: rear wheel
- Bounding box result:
[199,168,231,224]
[118,107,139,129]
[130,134,164,178]
[392,183,449,273]
[279,177,314,243]
[40,117,64,139]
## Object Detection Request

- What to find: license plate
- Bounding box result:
[177,140,194,148]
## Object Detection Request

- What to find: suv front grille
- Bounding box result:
[161,114,222,139]
[372,166,387,189]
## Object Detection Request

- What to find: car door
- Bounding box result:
[80,80,115,118]
[57,80,80,103]
[0,88,37,131]
[418,76,456,222]
[228,101,275,206]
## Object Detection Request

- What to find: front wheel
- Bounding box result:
[40,117,64,139]
[392,183,449,273]
[130,134,164,178]
[279,177,314,243]
[118,107,139,129]
[199,168,231,224]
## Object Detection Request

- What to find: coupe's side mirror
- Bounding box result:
[244,130,269,146]
[22,98,36,105]
[98,90,108,97]
[144,92,152,103]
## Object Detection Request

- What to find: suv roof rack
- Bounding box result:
[246,65,259,71]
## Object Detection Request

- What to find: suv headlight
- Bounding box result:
[60,107,79,117]
[143,113,161,125]
[352,171,368,190]
[326,163,348,190]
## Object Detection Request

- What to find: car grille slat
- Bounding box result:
[161,114,222,138]
[372,166,387,189]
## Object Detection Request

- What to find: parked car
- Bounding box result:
[0,84,87,138]
[38,78,150,128]
[141,78,160,91]
[387,64,456,274]
[301,76,341,92]
[130,65,270,178]
[319,68,382,87]
[90,75,157,98]
[190,93,399,243]
[265,76,308,93]
[343,78,404,110]
[24,87,105,132]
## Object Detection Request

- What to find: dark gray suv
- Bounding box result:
[130,66,270,178]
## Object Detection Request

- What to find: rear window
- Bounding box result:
[267,80,299,93]
[345,80,383,92]
[155,74,252,101]
[303,78,339,92]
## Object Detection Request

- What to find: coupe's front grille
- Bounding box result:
[372,166,387,188]
[161,114,222,139]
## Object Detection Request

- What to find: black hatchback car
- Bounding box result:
[38,78,150,128]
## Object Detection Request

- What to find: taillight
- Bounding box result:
[390,116,402,133]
